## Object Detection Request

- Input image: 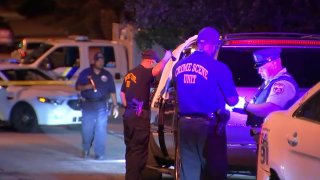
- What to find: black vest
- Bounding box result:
[246,73,299,127]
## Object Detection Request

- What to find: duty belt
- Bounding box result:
[81,97,106,102]
[179,113,216,121]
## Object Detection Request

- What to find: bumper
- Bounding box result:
[34,101,82,125]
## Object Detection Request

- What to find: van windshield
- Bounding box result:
[20,43,53,64]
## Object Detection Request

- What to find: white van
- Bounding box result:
[19,36,129,101]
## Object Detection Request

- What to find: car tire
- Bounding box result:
[270,169,281,180]
[10,102,39,133]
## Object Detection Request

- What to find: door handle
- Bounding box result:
[287,131,298,147]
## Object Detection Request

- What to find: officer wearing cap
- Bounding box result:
[243,48,299,142]
[172,27,239,180]
[120,49,172,180]
[75,51,119,160]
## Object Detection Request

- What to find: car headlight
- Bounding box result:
[37,97,64,105]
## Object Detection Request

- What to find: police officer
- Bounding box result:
[241,48,299,142]
[120,49,172,180]
[75,51,119,160]
[172,27,239,180]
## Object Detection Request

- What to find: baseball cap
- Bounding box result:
[253,48,282,68]
[94,52,104,61]
[141,49,160,62]
[197,27,220,44]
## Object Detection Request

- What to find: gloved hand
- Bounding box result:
[225,96,246,111]
[235,96,247,109]
[163,50,173,62]
[113,106,119,118]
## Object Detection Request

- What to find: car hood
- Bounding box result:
[7,84,78,98]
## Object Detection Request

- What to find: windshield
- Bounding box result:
[1,69,53,81]
[20,43,53,64]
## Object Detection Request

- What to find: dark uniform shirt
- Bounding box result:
[121,65,154,110]
[76,67,115,109]
[172,51,238,115]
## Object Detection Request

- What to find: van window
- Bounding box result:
[90,46,116,68]
[22,43,52,64]
[27,42,43,51]
[44,46,80,69]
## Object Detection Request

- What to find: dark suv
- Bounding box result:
[146,33,320,179]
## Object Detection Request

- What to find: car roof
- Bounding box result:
[37,35,122,46]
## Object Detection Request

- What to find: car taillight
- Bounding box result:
[225,39,320,46]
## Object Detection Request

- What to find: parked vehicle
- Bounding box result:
[10,37,48,62]
[257,82,320,180]
[147,33,320,178]
[0,65,81,132]
[18,36,129,102]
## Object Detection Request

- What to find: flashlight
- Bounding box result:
[88,76,97,92]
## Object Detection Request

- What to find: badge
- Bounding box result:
[273,82,284,94]
[101,75,108,82]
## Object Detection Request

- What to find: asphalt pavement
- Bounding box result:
[0,119,126,180]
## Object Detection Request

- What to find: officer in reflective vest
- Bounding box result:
[244,48,299,142]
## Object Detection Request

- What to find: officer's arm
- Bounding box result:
[152,50,172,76]
[120,91,127,107]
[226,96,239,107]
[246,102,281,117]
[110,93,118,106]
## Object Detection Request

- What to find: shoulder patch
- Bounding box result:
[273,82,285,94]
[101,75,108,82]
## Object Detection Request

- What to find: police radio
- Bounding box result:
[87,76,97,92]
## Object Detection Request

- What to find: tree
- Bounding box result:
[123,0,320,50]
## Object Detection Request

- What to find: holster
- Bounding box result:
[215,109,230,136]
[130,98,144,117]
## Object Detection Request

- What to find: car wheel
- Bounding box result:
[270,169,280,180]
[10,102,39,133]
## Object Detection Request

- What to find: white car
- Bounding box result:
[257,82,320,180]
[0,65,82,132]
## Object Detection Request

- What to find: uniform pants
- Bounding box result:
[81,106,108,157]
[123,109,150,180]
[179,117,227,180]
